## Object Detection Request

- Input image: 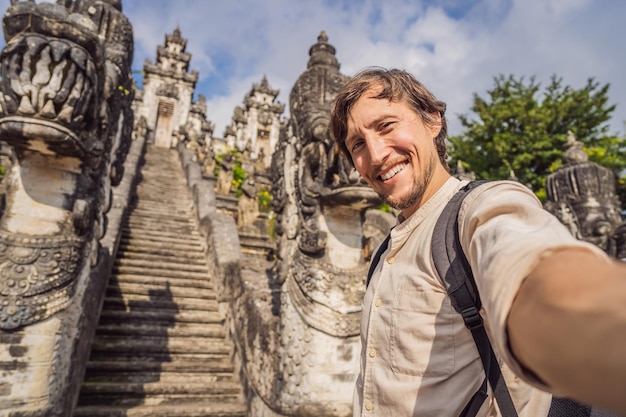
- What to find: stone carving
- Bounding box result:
[260,31,392,416]
[0,0,134,414]
[0,231,84,329]
[238,170,259,229]
[180,94,216,174]
[545,131,625,257]
[0,0,131,329]
[216,151,235,195]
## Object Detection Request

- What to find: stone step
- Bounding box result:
[88,348,231,361]
[126,217,198,230]
[135,183,189,191]
[134,195,190,204]
[135,177,186,183]
[238,233,275,254]
[93,321,225,338]
[96,309,223,326]
[118,235,204,251]
[105,281,216,299]
[73,402,246,416]
[125,205,193,219]
[83,370,238,384]
[127,214,194,227]
[120,226,201,240]
[122,223,202,239]
[130,196,192,207]
[116,245,206,260]
[84,359,235,375]
[128,204,193,216]
[101,298,219,315]
[77,382,242,406]
[114,258,209,274]
[116,246,204,260]
[89,335,232,355]
[111,266,211,282]
[113,250,206,265]
[136,181,184,189]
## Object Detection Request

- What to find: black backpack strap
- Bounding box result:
[549,397,592,417]
[366,234,391,288]
[432,180,519,417]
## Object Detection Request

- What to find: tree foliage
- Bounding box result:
[448,74,625,201]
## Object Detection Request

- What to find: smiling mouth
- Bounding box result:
[379,162,408,181]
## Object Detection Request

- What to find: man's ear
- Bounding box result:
[428,112,442,138]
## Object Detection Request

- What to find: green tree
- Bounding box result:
[448,74,625,201]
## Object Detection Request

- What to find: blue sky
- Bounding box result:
[1,0,624,139]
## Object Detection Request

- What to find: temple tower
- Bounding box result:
[223,76,284,169]
[139,27,199,148]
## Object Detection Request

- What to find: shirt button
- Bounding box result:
[387,256,395,264]
[368,348,377,358]
[365,401,373,411]
[374,298,382,308]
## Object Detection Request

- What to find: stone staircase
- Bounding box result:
[74,144,247,417]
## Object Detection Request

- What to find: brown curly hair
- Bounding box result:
[330,67,449,170]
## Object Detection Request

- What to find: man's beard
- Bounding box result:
[381,153,436,211]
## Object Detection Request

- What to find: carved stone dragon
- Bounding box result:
[0,0,134,414]
[267,32,393,416]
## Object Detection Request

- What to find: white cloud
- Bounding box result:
[0,0,623,138]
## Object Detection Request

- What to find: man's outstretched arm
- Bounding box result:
[508,247,626,415]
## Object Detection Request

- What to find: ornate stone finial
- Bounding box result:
[307,30,339,69]
[562,131,588,165]
[165,26,187,50]
[251,75,279,97]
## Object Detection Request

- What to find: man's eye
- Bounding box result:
[350,140,363,152]
[380,121,394,131]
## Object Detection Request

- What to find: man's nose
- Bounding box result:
[366,136,388,165]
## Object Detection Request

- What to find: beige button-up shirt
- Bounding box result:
[355,177,606,416]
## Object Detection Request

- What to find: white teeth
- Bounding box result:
[380,163,407,180]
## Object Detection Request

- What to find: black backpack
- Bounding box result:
[366,181,613,417]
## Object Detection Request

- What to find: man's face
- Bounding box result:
[345,87,448,218]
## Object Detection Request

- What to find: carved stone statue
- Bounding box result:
[545,132,625,256]
[201,140,216,177]
[0,0,134,414]
[237,169,259,229]
[216,151,235,195]
[246,31,394,416]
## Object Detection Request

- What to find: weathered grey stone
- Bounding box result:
[545,131,626,257]
[0,0,134,415]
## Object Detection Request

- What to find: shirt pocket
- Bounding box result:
[390,289,456,376]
